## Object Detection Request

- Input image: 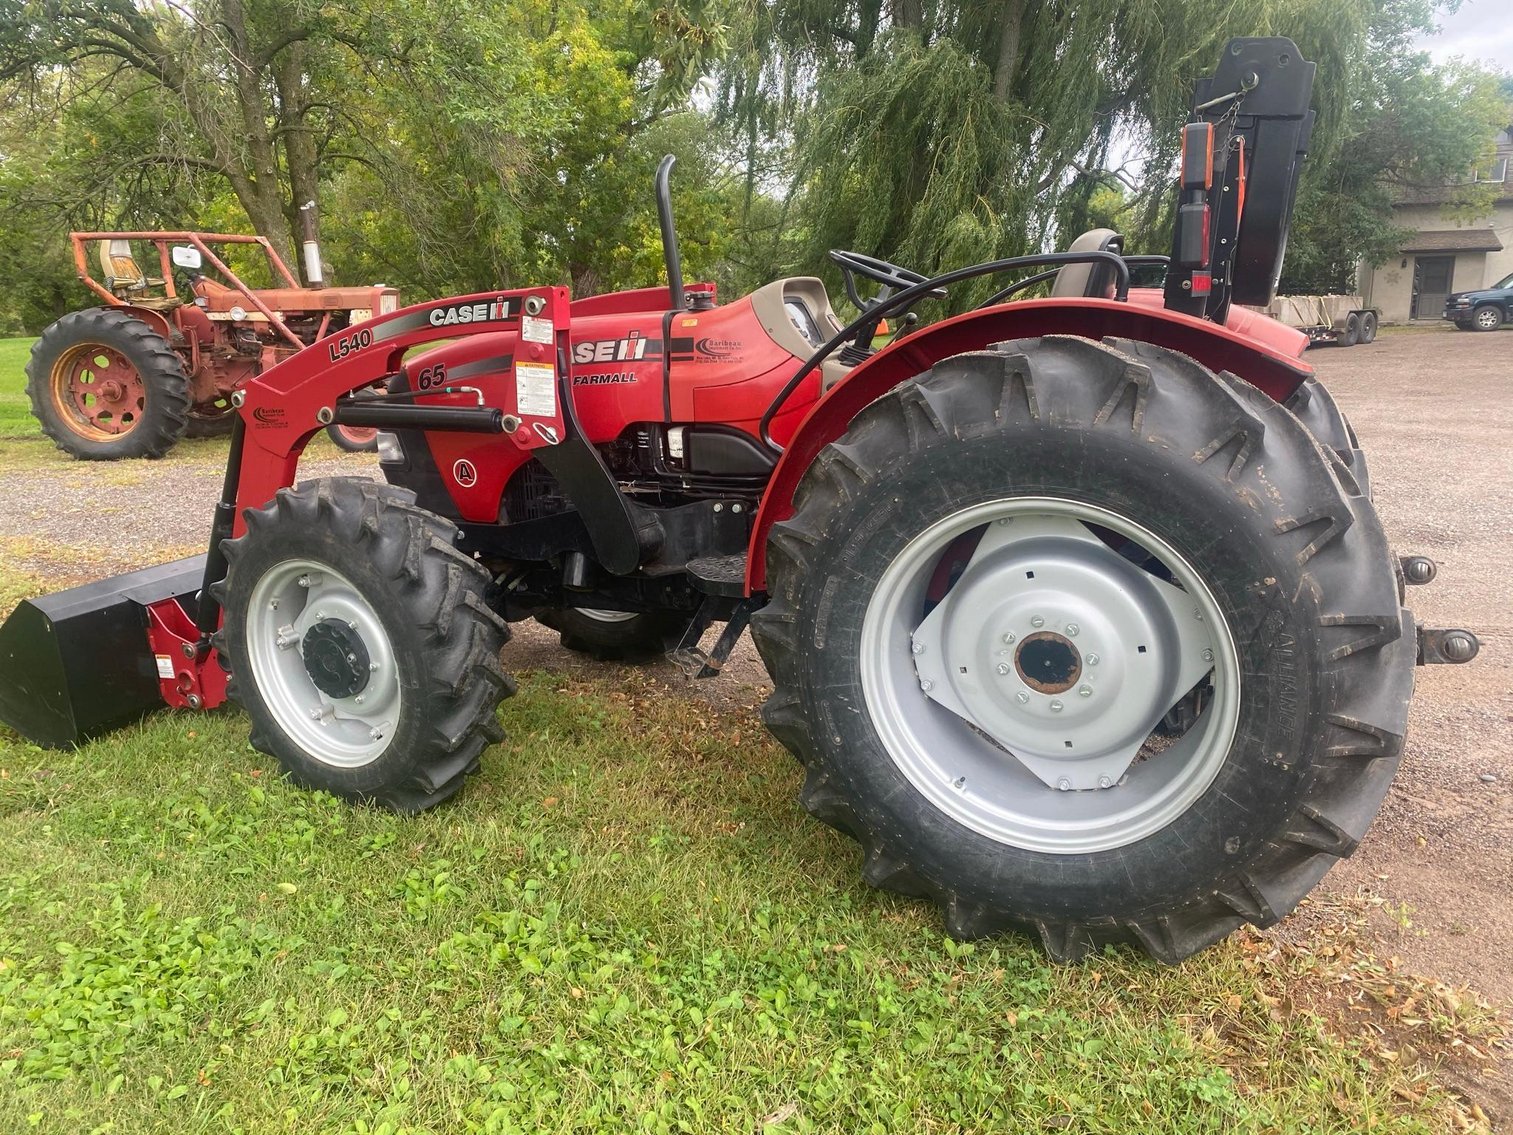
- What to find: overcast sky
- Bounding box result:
[1419,0,1513,73]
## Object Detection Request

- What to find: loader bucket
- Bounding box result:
[0,556,206,749]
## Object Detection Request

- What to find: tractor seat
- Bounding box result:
[1051,229,1124,299]
[97,240,171,303]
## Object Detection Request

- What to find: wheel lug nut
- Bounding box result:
[996,662,1011,676]
[1030,615,1045,628]
[1098,776,1112,789]
[368,662,380,672]
[1056,777,1072,791]
[911,642,924,655]
[1002,632,1016,645]
[1065,623,1079,637]
[1201,648,1214,663]
[1015,691,1030,704]
[1078,685,1093,697]
[1086,653,1100,666]
[920,679,933,692]
[1049,699,1064,712]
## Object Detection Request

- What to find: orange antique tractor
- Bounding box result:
[26,231,398,458]
[0,40,1483,962]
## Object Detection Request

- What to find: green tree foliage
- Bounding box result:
[1280,0,1512,294]
[714,0,1379,309]
[0,0,1508,332]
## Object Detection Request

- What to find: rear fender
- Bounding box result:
[744,296,1314,592]
[114,304,176,343]
[234,288,570,534]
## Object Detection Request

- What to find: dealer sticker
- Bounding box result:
[520,315,553,344]
[515,363,557,418]
[154,655,175,680]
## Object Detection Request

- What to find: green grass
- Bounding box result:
[0,610,1497,1134]
[0,337,37,439]
[0,333,1499,1131]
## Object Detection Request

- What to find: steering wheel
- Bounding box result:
[827,249,948,312]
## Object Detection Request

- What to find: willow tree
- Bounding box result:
[716,0,1373,307]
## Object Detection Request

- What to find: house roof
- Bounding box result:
[1400,228,1505,253]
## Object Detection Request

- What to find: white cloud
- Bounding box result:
[1418,0,1513,72]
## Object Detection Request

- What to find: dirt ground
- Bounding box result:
[0,325,1509,1017]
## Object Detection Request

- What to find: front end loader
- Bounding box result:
[0,39,1481,962]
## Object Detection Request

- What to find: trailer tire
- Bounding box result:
[537,608,685,661]
[213,478,514,813]
[1340,311,1360,347]
[1358,311,1378,344]
[26,308,190,460]
[1285,377,1371,499]
[752,336,1413,963]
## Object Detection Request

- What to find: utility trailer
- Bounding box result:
[1258,293,1380,347]
[0,40,1480,963]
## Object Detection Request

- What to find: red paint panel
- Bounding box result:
[743,297,1315,593]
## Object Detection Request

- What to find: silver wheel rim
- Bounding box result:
[859,497,1241,854]
[1476,308,1500,329]
[573,608,638,623]
[245,558,403,768]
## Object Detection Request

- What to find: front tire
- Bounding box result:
[752,337,1414,962]
[1471,304,1503,332]
[213,478,514,812]
[26,308,190,460]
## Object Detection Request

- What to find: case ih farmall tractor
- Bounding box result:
[0,40,1481,962]
[26,231,397,459]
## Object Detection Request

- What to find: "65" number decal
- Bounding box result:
[415,362,447,390]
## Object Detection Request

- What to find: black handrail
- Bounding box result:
[757,250,1133,452]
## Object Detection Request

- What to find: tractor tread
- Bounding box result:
[752,334,1413,963]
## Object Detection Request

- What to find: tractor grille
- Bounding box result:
[503,459,568,522]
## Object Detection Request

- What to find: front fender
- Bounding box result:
[744,296,1313,592]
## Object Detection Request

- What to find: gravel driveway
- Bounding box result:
[1,325,1509,1006]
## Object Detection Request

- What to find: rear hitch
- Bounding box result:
[1418,626,1480,665]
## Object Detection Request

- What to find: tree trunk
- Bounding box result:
[993,0,1028,103]
[273,40,322,284]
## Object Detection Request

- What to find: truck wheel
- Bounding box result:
[26,308,190,460]
[1358,311,1378,344]
[1471,304,1503,332]
[1285,377,1371,499]
[752,337,1413,963]
[213,478,514,813]
[537,608,685,661]
[1339,312,1360,347]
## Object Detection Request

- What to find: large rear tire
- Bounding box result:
[26,308,190,460]
[213,478,514,812]
[751,336,1414,962]
[1285,377,1371,499]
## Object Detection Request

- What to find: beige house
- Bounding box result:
[1358,129,1513,322]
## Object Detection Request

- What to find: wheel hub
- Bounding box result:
[862,497,1241,853]
[1016,632,1081,693]
[50,344,144,438]
[302,618,371,699]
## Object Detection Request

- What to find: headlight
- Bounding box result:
[376,431,404,463]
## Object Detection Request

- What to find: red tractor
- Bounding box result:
[0,40,1480,962]
[26,231,398,459]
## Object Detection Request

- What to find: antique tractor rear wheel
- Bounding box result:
[26,308,191,460]
[213,479,514,812]
[752,336,1414,962]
